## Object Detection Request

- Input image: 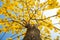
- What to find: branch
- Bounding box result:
[41,20,60,30]
[10,34,17,38]
[10,27,25,38]
[12,33,25,39]
[0,32,6,40]
[53,23,60,25]
[32,14,57,20]
[42,14,57,20]
[11,20,25,26]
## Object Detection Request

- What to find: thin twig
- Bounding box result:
[0,32,6,40]
[43,15,57,20]
[11,20,25,26]
[10,27,25,38]
[10,34,17,38]
[32,14,57,20]
[12,33,25,39]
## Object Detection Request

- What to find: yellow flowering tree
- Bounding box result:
[0,0,60,40]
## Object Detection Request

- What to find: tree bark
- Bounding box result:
[23,25,42,40]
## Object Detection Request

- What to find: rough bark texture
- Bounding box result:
[23,25,42,40]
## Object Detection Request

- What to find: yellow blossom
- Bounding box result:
[0,0,60,40]
[0,29,2,33]
[7,38,13,40]
[17,36,20,40]
[3,27,9,32]
[57,9,60,18]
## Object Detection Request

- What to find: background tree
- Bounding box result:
[0,0,60,40]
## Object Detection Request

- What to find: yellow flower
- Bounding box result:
[44,28,50,34]
[1,0,5,2]
[0,29,2,33]
[30,20,37,25]
[46,0,58,9]
[47,0,53,5]
[47,24,54,30]
[7,38,13,40]
[38,25,43,30]
[0,9,3,14]
[54,28,59,32]
[29,1,35,6]
[23,3,27,8]
[6,0,10,4]
[37,10,41,15]
[14,1,19,6]
[3,27,9,32]
[57,9,60,18]
[17,36,20,40]
[5,22,10,27]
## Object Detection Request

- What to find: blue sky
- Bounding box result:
[0,1,3,7]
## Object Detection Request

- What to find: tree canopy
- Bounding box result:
[0,0,60,40]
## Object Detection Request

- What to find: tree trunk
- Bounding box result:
[23,26,42,40]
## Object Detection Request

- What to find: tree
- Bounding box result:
[0,0,60,40]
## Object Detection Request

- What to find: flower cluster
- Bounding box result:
[0,0,60,40]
